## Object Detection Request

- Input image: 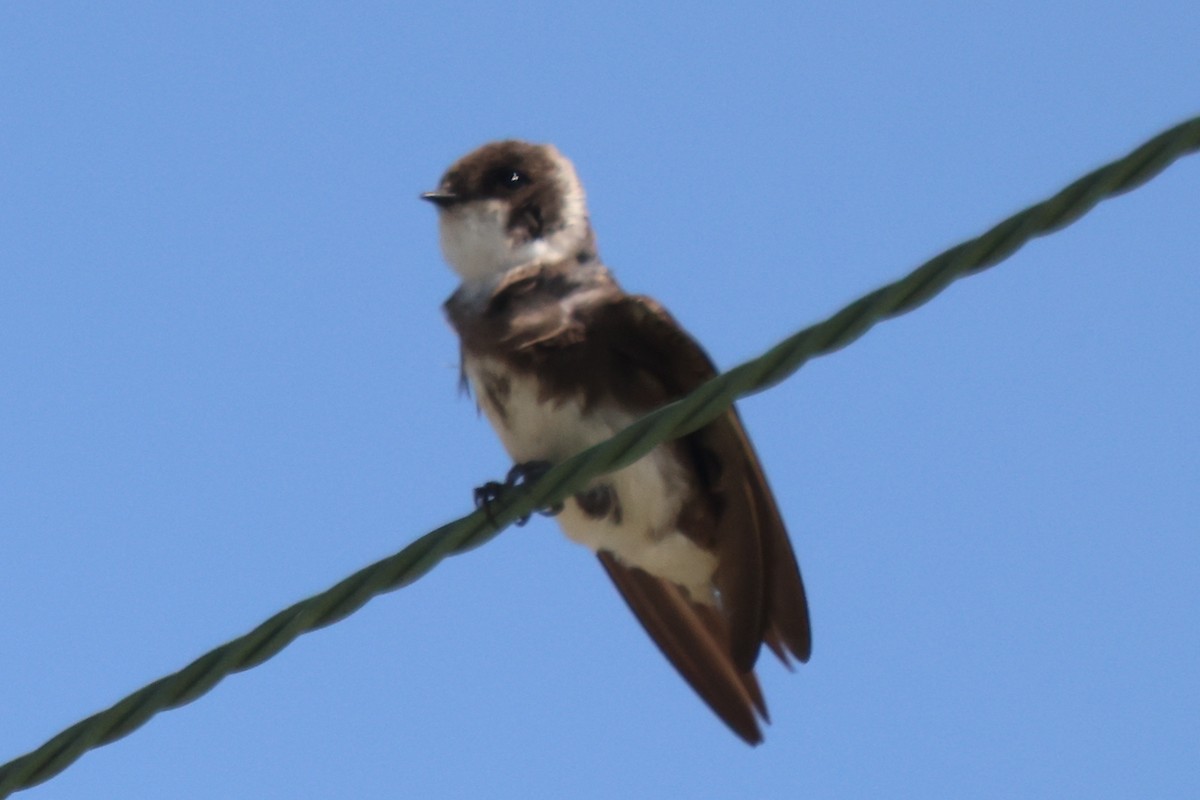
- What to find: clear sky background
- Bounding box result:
[3,3,1198,798]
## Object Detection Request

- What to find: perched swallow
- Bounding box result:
[423,140,811,744]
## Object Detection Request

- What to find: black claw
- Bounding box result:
[537,502,564,518]
[509,461,561,519]
[472,460,560,528]
[473,481,508,528]
[506,460,553,486]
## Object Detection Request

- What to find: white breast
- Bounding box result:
[464,355,718,601]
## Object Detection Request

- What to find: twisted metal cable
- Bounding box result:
[3,115,1198,798]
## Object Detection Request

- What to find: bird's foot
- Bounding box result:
[473,460,563,528]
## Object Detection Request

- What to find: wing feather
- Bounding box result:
[598,552,768,745]
[589,294,812,728]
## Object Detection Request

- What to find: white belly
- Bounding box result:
[464,355,718,600]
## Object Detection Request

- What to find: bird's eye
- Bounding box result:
[487,168,529,192]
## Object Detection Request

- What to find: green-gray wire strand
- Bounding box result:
[2,115,1198,798]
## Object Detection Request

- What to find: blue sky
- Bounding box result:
[3,3,1198,798]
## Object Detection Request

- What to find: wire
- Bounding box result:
[2,114,1197,798]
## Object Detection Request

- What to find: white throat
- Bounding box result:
[438,199,558,284]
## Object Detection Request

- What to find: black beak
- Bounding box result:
[420,190,460,208]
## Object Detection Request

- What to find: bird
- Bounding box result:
[422,140,811,744]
